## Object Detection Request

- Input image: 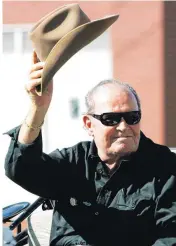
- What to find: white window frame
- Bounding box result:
[3,24,33,53]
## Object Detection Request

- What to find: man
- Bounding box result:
[5,51,176,246]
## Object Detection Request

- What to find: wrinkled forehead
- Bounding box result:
[92,84,139,112]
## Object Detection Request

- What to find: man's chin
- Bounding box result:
[111,143,136,156]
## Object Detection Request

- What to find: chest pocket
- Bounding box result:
[111,189,154,214]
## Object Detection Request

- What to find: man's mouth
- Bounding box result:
[115,136,132,138]
[118,137,129,139]
[113,136,133,141]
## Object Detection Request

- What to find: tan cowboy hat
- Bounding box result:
[29,3,119,95]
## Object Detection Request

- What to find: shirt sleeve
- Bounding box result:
[152,158,176,246]
[4,126,77,200]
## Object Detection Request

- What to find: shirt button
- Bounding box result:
[97,169,103,174]
[95,212,99,216]
[70,197,78,206]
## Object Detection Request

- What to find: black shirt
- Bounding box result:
[4,126,176,246]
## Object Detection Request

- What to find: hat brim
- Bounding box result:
[36,14,119,95]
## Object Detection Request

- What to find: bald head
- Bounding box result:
[85,79,141,113]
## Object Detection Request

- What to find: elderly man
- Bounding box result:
[5,51,176,246]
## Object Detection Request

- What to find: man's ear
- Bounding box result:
[83,115,94,137]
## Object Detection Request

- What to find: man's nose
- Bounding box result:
[116,118,129,130]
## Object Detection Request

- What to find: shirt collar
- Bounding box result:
[88,140,99,159]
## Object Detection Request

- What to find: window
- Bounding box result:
[22,31,33,53]
[3,32,14,53]
[3,26,33,54]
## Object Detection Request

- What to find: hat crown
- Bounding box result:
[30,4,90,61]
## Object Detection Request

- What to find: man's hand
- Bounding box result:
[25,50,53,112]
[18,51,54,144]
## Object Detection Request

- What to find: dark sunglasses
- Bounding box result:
[88,111,141,126]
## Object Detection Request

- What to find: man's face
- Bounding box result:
[83,85,141,163]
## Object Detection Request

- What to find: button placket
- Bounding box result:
[96,185,111,205]
[95,161,113,205]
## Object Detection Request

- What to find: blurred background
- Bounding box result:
[1,1,176,206]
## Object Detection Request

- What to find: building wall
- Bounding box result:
[111,1,165,144]
[164,2,176,147]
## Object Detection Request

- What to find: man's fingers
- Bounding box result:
[30,69,44,80]
[28,52,44,95]
[30,62,45,73]
[25,78,42,93]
